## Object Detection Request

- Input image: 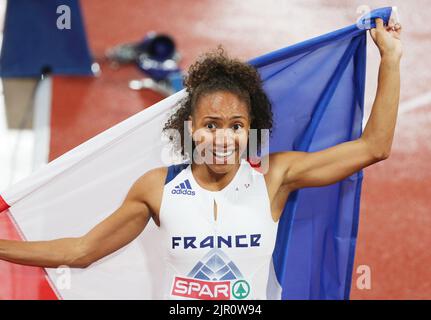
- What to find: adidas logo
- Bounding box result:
[171,179,195,196]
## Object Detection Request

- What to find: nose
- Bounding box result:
[213,128,235,149]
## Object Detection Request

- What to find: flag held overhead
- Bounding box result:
[0,7,393,300]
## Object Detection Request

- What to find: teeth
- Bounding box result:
[214,150,234,157]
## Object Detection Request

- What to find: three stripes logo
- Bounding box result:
[171,179,195,196]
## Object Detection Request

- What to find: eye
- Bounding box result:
[205,122,217,130]
[232,123,244,131]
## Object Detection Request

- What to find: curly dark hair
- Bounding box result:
[162,45,273,160]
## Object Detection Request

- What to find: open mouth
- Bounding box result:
[210,148,236,164]
[213,149,235,158]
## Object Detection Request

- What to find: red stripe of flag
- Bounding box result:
[0,200,58,299]
[0,195,10,213]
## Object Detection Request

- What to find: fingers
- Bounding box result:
[373,17,402,37]
[389,22,402,38]
[394,22,402,34]
[387,18,395,31]
[371,16,402,40]
[370,28,376,40]
[375,18,384,30]
[386,17,402,31]
[370,18,383,41]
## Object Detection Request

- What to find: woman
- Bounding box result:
[0,19,401,300]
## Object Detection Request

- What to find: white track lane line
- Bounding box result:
[0,76,52,192]
[33,76,52,171]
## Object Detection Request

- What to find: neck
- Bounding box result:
[191,161,241,191]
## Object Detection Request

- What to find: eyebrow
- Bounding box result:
[202,115,247,120]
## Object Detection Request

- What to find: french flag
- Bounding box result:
[0,7,393,300]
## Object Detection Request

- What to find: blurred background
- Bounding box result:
[0,0,430,299]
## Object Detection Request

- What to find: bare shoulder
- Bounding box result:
[128,166,168,225]
[267,151,305,170]
[264,152,306,184]
[261,153,284,199]
[262,152,301,222]
[263,153,294,186]
[132,166,168,199]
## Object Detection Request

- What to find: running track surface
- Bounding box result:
[0,0,430,299]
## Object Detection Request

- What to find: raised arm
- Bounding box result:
[271,18,402,191]
[0,168,164,269]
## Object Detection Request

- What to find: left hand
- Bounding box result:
[370,18,402,59]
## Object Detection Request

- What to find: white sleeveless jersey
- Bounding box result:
[158,158,279,300]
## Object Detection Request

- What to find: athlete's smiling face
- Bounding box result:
[188,90,251,174]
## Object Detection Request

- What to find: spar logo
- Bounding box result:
[232,280,250,299]
[172,277,250,300]
[171,249,251,300]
